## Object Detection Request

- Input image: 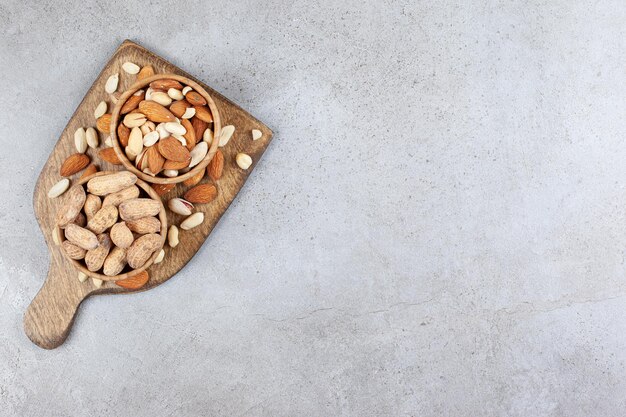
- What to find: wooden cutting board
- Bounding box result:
[24,40,273,349]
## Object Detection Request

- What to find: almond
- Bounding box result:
[150,79,183,90]
[102,185,140,207]
[137,65,155,81]
[184,167,205,187]
[120,91,145,114]
[169,99,190,118]
[119,198,161,221]
[151,91,172,106]
[105,73,119,94]
[110,221,134,249]
[181,107,196,119]
[252,129,263,141]
[64,224,98,250]
[185,91,206,106]
[87,171,137,196]
[203,128,214,144]
[103,246,127,276]
[180,212,204,230]
[92,278,104,288]
[188,142,208,168]
[164,122,186,135]
[128,127,144,157]
[143,131,159,147]
[98,147,123,165]
[48,179,70,198]
[74,127,87,153]
[139,100,176,123]
[56,185,86,228]
[79,164,98,182]
[123,112,147,128]
[193,105,213,123]
[86,127,98,148]
[146,145,165,174]
[151,183,176,197]
[62,240,87,260]
[181,119,196,150]
[87,205,118,234]
[158,137,190,162]
[236,153,253,170]
[117,123,130,147]
[85,233,112,272]
[60,153,90,177]
[207,150,224,181]
[94,101,107,119]
[192,117,208,143]
[163,169,179,177]
[127,234,162,269]
[168,88,184,100]
[116,270,149,289]
[163,158,190,170]
[184,183,217,204]
[78,271,88,283]
[219,125,235,146]
[96,114,112,133]
[126,216,161,234]
[122,61,140,74]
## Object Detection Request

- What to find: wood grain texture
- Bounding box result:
[25,40,273,349]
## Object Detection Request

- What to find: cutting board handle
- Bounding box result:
[24,260,86,349]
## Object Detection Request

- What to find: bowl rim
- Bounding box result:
[109,73,222,184]
[55,171,168,281]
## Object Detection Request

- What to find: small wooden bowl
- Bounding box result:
[55,172,168,281]
[110,74,222,184]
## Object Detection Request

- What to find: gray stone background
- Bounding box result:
[1,0,625,416]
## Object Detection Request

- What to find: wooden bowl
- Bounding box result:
[109,74,222,184]
[55,172,168,281]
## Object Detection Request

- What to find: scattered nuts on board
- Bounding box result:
[56,172,164,278]
[236,153,253,170]
[251,129,262,141]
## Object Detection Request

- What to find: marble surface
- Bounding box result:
[1,0,625,415]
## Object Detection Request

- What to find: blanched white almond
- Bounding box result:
[219,125,235,147]
[143,131,159,146]
[128,127,143,156]
[168,198,193,215]
[181,86,192,95]
[145,88,154,100]
[104,135,113,147]
[181,212,204,230]
[172,134,186,147]
[156,123,170,139]
[125,146,138,161]
[236,153,252,170]
[164,122,186,135]
[122,61,140,74]
[168,225,179,248]
[86,127,99,148]
[94,101,107,119]
[168,88,183,100]
[189,142,208,168]
[154,249,165,264]
[92,278,103,288]
[163,169,178,178]
[74,127,87,153]
[203,128,213,144]
[140,121,156,135]
[252,129,262,141]
[78,271,88,283]
[151,91,172,106]
[48,178,70,198]
[181,107,196,119]
[105,73,119,94]
[123,112,147,128]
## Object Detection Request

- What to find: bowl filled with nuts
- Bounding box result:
[54,171,167,282]
[109,74,222,184]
